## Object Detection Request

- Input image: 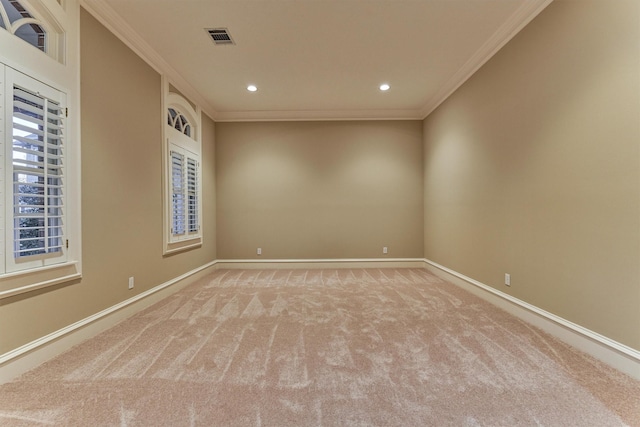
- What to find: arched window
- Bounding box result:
[0,0,46,51]
[0,0,79,298]
[0,0,65,62]
[167,107,192,137]
[165,90,201,253]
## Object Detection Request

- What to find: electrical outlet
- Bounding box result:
[383,246,388,254]
[128,276,134,290]
[505,273,511,287]
[257,247,262,256]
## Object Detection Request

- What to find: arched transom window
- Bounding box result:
[0,0,47,52]
[167,107,192,138]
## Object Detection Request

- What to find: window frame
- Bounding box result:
[0,0,66,63]
[0,0,80,300]
[162,82,202,255]
[168,141,200,242]
[5,67,68,273]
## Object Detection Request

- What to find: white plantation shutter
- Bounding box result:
[187,157,198,233]
[11,85,65,259]
[0,67,68,274]
[169,142,200,243]
[170,149,185,236]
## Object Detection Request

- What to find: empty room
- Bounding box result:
[0,0,639,425]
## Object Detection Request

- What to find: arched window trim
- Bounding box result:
[11,18,45,51]
[166,92,198,141]
[163,84,202,255]
[0,0,65,63]
[168,107,192,137]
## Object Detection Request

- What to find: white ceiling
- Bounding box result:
[84,0,552,121]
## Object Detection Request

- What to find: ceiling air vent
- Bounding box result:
[206,28,235,45]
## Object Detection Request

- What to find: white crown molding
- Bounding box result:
[81,0,551,123]
[80,0,218,120]
[214,109,424,122]
[419,0,554,118]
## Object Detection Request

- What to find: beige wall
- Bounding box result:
[0,9,216,354]
[3,0,637,362]
[216,121,424,259]
[423,0,640,350]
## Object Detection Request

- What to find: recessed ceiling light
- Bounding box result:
[379,83,390,91]
[247,85,258,92]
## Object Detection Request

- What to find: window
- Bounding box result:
[0,0,79,299]
[164,89,202,253]
[168,107,191,137]
[3,66,67,273]
[0,0,65,62]
[12,79,65,262]
[0,0,46,51]
[169,144,199,240]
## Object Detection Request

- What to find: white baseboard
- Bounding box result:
[0,258,420,384]
[5,258,636,384]
[423,259,640,380]
[216,258,425,270]
[0,261,218,385]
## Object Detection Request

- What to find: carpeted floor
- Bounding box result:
[1,268,639,426]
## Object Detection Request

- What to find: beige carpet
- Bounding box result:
[1,268,638,426]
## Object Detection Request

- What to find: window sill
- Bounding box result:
[164,238,202,256]
[0,261,81,300]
